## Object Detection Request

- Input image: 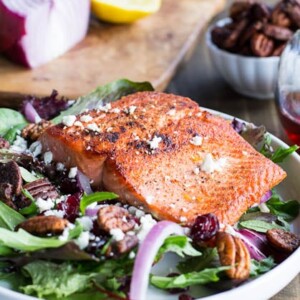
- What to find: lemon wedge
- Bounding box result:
[91,0,161,24]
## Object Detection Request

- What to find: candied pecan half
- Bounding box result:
[21,120,52,141]
[267,228,300,253]
[238,21,263,48]
[229,1,254,21]
[23,178,59,200]
[97,206,135,233]
[113,234,138,255]
[0,183,17,209]
[0,161,22,196]
[263,24,293,41]
[251,33,274,57]
[284,0,300,27]
[16,215,68,236]
[211,26,232,49]
[250,3,271,22]
[216,232,251,280]
[272,42,287,56]
[0,137,9,149]
[272,4,292,28]
[223,19,249,49]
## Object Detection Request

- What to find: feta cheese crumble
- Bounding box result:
[147,135,162,150]
[56,162,65,171]
[10,136,27,153]
[43,151,53,165]
[190,135,203,146]
[110,228,125,242]
[87,123,100,132]
[74,231,90,249]
[29,141,42,157]
[98,103,111,112]
[77,216,93,231]
[111,108,121,114]
[62,115,76,127]
[44,209,65,218]
[200,153,226,173]
[180,216,187,223]
[36,198,54,213]
[74,121,84,128]
[137,214,157,242]
[167,108,176,116]
[68,167,78,178]
[80,115,93,122]
[124,105,137,115]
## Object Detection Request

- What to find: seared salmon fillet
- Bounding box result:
[40,92,286,225]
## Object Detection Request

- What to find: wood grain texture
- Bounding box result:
[0,0,225,107]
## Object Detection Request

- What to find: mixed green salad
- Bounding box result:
[0,79,299,300]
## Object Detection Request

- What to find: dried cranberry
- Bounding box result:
[167,273,189,294]
[59,177,82,194]
[179,294,194,300]
[57,192,81,222]
[190,213,220,242]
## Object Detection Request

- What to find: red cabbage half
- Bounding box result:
[0,0,90,68]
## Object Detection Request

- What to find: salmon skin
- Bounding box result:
[40,92,286,226]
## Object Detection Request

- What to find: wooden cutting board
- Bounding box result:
[0,0,225,107]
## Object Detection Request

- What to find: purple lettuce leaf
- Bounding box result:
[236,229,288,263]
[21,90,71,121]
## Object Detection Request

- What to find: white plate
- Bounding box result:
[0,109,299,300]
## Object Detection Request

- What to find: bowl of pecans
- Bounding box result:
[206,0,300,99]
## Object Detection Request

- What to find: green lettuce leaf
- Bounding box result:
[239,220,285,233]
[21,261,97,298]
[150,266,229,289]
[0,228,66,252]
[3,123,27,143]
[270,145,299,163]
[250,257,276,277]
[260,134,298,163]
[177,248,218,273]
[19,167,42,183]
[157,235,201,259]
[265,191,300,222]
[0,201,25,230]
[52,79,154,124]
[79,192,118,215]
[0,108,28,136]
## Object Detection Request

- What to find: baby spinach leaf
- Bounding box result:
[52,79,154,124]
[79,192,118,215]
[0,201,25,230]
[150,266,229,289]
[157,235,201,259]
[0,108,28,136]
[270,145,299,163]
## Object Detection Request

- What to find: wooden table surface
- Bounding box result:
[166,1,299,299]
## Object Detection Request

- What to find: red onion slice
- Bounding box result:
[0,0,90,68]
[85,205,102,217]
[260,190,272,203]
[130,221,184,300]
[23,102,41,123]
[77,170,93,195]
